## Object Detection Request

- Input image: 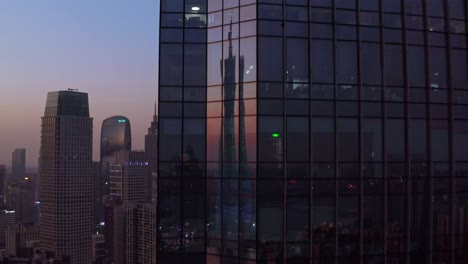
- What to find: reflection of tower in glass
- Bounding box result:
[221,22,237,175]
[218,21,251,251]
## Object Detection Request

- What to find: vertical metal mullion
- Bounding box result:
[255,1,259,262]
[356,0,364,262]
[156,1,162,262]
[237,4,241,264]
[308,1,313,263]
[422,0,434,263]
[282,1,288,263]
[220,1,225,261]
[400,0,413,263]
[181,1,187,260]
[379,0,388,262]
[332,0,339,262]
[443,0,456,263]
[204,1,209,262]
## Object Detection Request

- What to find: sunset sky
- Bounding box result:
[0,1,159,168]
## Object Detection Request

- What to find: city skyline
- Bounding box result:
[0,1,159,167]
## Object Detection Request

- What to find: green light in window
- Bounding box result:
[118,119,126,123]
[272,133,280,138]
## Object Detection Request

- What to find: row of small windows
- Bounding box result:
[160,0,466,19]
[262,0,465,19]
[157,117,468,162]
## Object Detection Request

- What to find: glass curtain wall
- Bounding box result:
[159,0,207,263]
[158,0,468,263]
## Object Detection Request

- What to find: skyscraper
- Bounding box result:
[145,103,158,203]
[125,202,157,264]
[0,210,16,249]
[158,0,468,263]
[108,150,148,203]
[0,165,5,205]
[99,116,131,222]
[39,90,93,263]
[11,149,25,180]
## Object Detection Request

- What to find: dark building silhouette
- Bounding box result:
[158,0,468,263]
[11,149,25,181]
[39,90,93,264]
[6,175,38,224]
[98,116,131,222]
[145,103,158,203]
[0,165,5,205]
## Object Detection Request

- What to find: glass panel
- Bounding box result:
[360,0,379,11]
[405,0,423,15]
[161,13,184,28]
[287,38,309,82]
[363,195,384,255]
[159,119,182,161]
[337,118,359,162]
[258,4,283,20]
[409,119,427,161]
[336,41,358,84]
[160,44,183,86]
[183,119,206,162]
[336,0,355,9]
[451,50,467,89]
[184,44,207,86]
[448,0,466,19]
[361,43,382,85]
[407,45,426,87]
[162,0,183,12]
[207,42,222,86]
[429,47,447,89]
[383,0,401,13]
[258,180,284,261]
[455,121,468,161]
[240,37,257,83]
[207,118,221,162]
[258,116,284,162]
[311,118,334,162]
[259,37,283,82]
[427,0,445,17]
[432,120,449,161]
[312,179,335,261]
[338,194,360,256]
[287,117,309,162]
[387,119,405,161]
[362,119,382,162]
[311,40,334,84]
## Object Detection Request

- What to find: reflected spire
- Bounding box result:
[228,17,233,58]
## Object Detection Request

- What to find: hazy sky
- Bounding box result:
[0,1,159,168]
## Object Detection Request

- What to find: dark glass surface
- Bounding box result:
[158,0,468,262]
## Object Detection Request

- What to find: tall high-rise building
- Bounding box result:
[92,234,105,264]
[6,223,40,258]
[6,177,38,224]
[145,103,158,203]
[104,202,125,264]
[105,151,148,264]
[39,90,93,263]
[99,116,131,221]
[108,151,148,203]
[0,165,5,205]
[0,210,16,249]
[158,0,468,263]
[125,202,157,264]
[11,149,25,181]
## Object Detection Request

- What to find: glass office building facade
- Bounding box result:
[158,0,468,263]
